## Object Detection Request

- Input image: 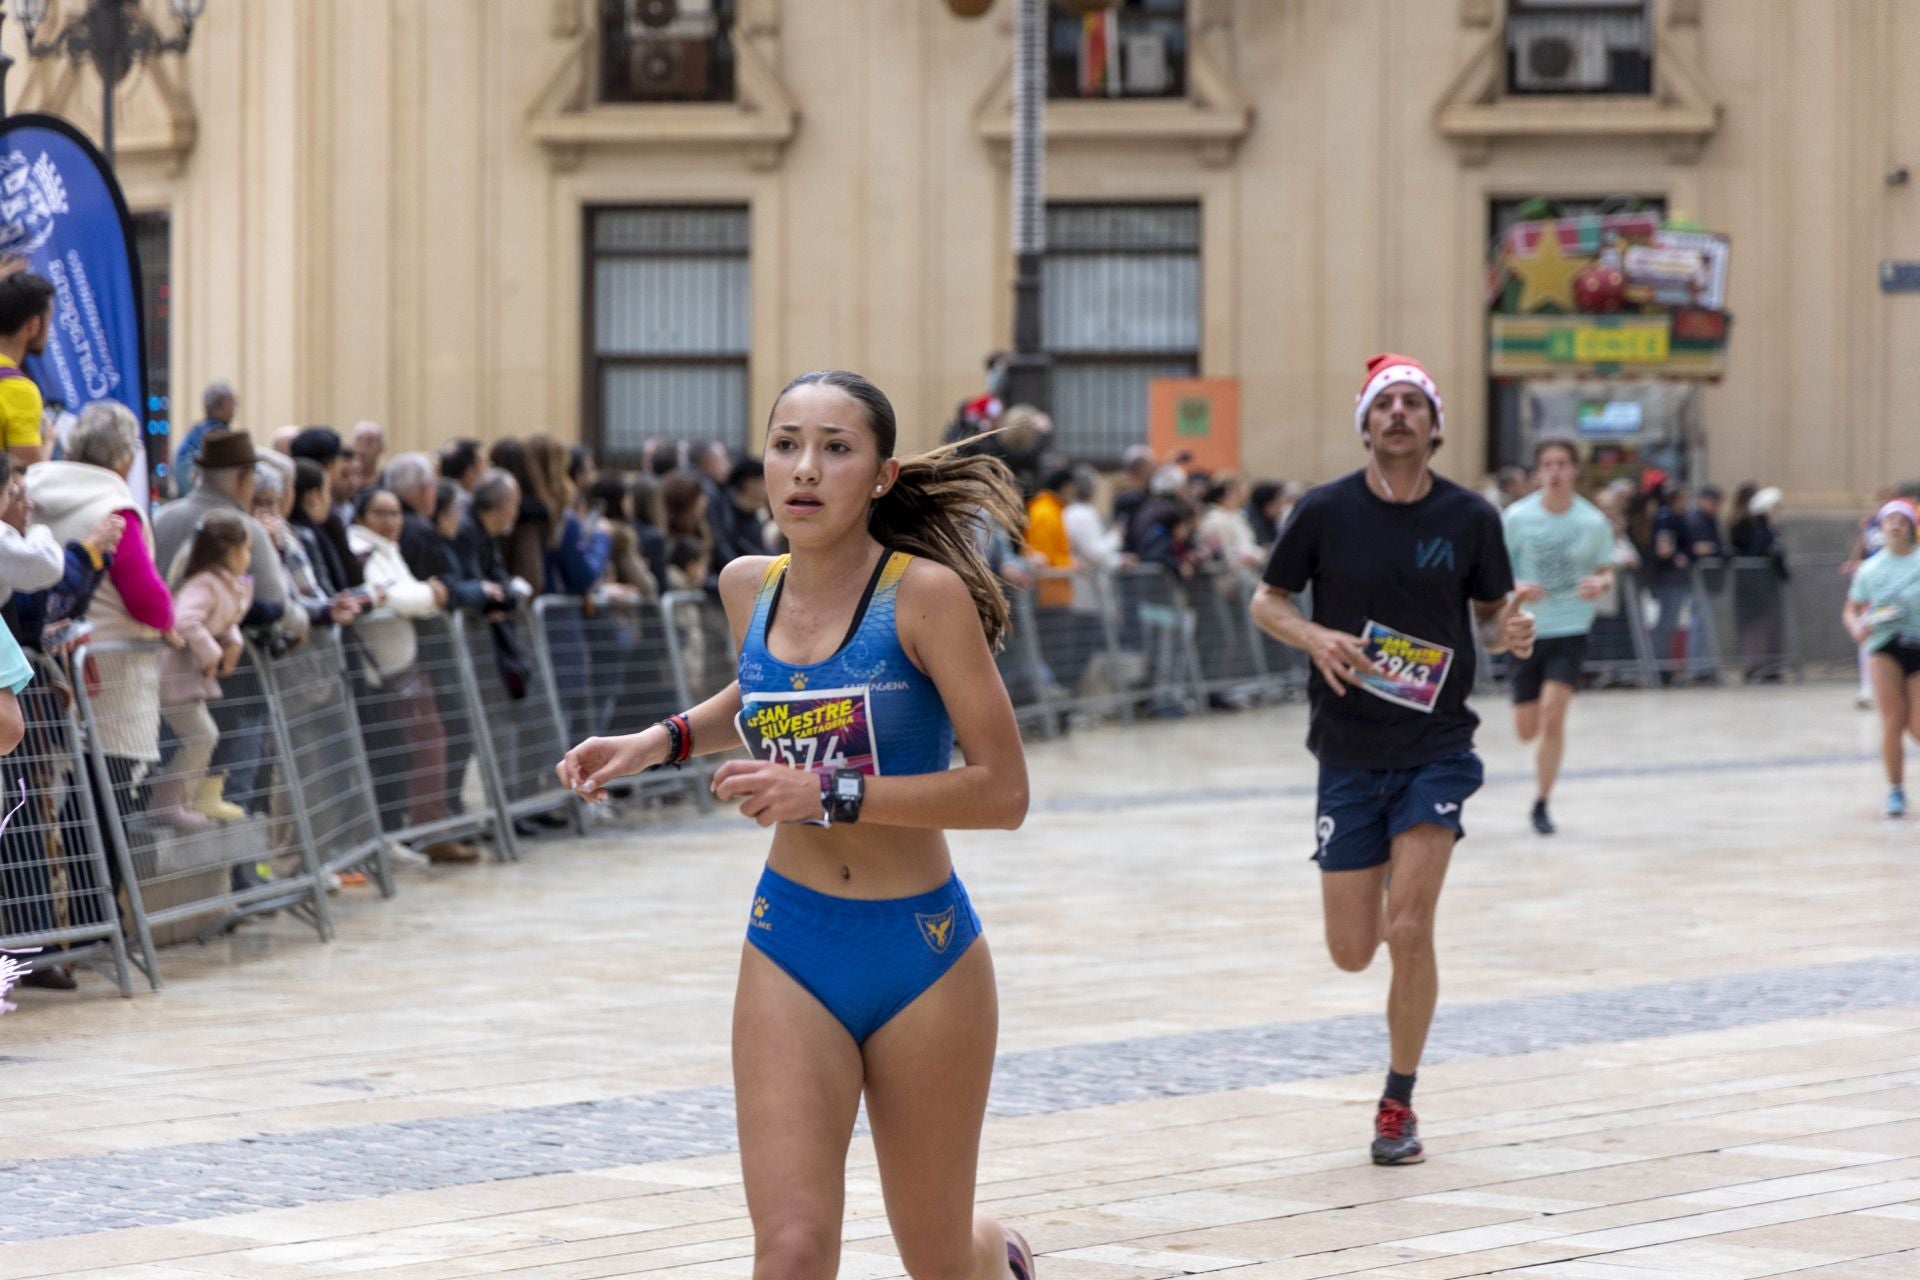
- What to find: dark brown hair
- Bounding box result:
[1532,436,1580,469]
[770,370,1026,650]
[177,511,250,584]
[660,470,713,562]
[523,435,575,547]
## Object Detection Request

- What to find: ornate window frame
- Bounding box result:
[971,0,1251,167]
[526,0,798,171]
[1434,0,1719,164]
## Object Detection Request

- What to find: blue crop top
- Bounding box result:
[734,551,955,778]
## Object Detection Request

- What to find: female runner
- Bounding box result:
[559,370,1037,1279]
[1843,498,1920,817]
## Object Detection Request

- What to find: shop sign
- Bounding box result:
[1148,377,1240,473]
[1547,324,1670,364]
[1881,261,1920,293]
[1491,314,1726,379]
[1577,400,1645,437]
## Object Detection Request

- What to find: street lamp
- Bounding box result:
[9,0,206,164]
[1004,0,1051,413]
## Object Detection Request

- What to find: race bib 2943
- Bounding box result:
[1354,620,1455,714]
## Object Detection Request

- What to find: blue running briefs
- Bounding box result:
[745,864,983,1044]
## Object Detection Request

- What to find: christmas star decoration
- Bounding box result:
[1509,226,1587,313]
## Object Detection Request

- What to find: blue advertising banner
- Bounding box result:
[0,114,146,504]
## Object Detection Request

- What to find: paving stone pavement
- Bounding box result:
[3,953,1915,1244]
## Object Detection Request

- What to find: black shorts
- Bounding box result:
[1510,634,1589,704]
[1876,639,1920,679]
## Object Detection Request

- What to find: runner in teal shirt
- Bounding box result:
[1501,439,1617,836]
[1502,489,1617,640]
[1844,499,1920,816]
[0,625,27,695]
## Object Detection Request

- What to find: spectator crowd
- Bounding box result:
[0,264,1882,996]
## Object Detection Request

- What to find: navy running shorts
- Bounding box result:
[1312,751,1485,873]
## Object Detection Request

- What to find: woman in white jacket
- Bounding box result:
[347,488,457,844]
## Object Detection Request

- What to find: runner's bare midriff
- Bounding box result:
[765,823,954,898]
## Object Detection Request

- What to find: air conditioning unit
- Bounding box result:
[629,37,713,98]
[1121,32,1172,96]
[627,0,717,43]
[1511,26,1610,91]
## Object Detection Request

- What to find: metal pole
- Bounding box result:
[98,0,117,164]
[0,4,14,121]
[1004,0,1051,413]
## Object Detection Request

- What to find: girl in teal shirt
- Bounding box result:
[1844,499,1920,816]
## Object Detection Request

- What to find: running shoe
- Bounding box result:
[1371,1098,1425,1165]
[1005,1226,1035,1279]
[1530,799,1555,835]
[1889,787,1908,818]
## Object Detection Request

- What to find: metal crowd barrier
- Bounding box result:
[1672,557,1796,686]
[1007,563,1309,725]
[534,595,711,810]
[74,638,334,989]
[1621,554,1829,687]
[992,585,1061,738]
[1024,568,1138,725]
[0,653,136,997]
[470,607,579,838]
[658,588,737,794]
[351,613,519,857]
[1583,567,1658,688]
[1,544,1855,1001]
[262,628,392,891]
[1001,553,1842,715]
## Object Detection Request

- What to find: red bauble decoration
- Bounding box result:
[1574,263,1626,313]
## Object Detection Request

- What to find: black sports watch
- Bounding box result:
[828,769,864,825]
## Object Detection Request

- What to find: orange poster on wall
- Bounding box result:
[1148,377,1241,474]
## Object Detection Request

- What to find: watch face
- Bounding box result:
[834,776,861,800]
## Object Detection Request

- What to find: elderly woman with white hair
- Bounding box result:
[26,401,176,827]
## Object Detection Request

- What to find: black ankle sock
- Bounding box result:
[1383,1069,1416,1106]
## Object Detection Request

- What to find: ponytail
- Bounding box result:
[772,369,1028,650]
[870,439,1026,651]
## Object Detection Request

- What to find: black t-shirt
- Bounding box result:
[1262,470,1514,771]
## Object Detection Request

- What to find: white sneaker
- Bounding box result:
[388,842,431,868]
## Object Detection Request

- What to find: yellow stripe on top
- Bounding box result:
[875,550,911,600]
[757,555,792,603]
[758,551,912,604]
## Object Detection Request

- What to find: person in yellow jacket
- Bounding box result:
[1025,468,1076,608]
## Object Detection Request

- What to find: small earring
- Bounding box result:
[874,485,884,493]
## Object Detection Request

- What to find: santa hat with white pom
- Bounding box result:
[1354,352,1444,438]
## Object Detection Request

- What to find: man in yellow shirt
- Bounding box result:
[0,270,55,468]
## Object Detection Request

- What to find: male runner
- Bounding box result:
[1502,437,1615,835]
[1250,353,1534,1166]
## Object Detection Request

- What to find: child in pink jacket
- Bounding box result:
[151,513,255,830]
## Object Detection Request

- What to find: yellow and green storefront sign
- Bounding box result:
[1491,314,1728,379]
